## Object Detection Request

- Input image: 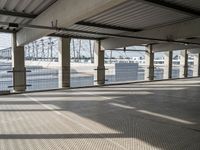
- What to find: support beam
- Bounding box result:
[145,44,154,81]
[188,49,200,54]
[0,28,14,33]
[49,33,101,40]
[12,33,26,92]
[102,38,149,49]
[16,0,126,46]
[76,21,141,32]
[0,10,37,18]
[106,48,147,52]
[193,53,200,77]
[102,38,200,51]
[153,43,200,52]
[1,20,200,47]
[94,40,105,85]
[164,51,173,79]
[179,50,188,78]
[101,37,200,51]
[58,37,71,88]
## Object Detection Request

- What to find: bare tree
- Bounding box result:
[78,39,81,62]
[110,50,112,64]
[89,40,94,63]
[72,39,76,62]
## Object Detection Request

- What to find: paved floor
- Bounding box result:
[0,78,200,150]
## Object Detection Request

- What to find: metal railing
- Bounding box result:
[0,61,199,93]
[26,66,59,91]
[105,63,146,84]
[0,62,13,92]
[70,64,95,87]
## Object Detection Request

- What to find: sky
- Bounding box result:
[0,33,11,49]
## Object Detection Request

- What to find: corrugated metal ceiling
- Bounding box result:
[63,0,198,39]
[79,0,192,29]
[0,0,57,15]
[0,0,200,41]
[165,0,200,12]
[0,0,57,31]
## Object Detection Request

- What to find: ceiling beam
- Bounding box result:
[153,43,200,52]
[106,48,147,52]
[0,28,14,33]
[76,21,142,32]
[1,21,200,46]
[49,33,103,40]
[0,10,37,19]
[138,0,200,17]
[188,49,200,54]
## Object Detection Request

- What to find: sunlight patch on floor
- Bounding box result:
[109,103,135,110]
[137,110,195,125]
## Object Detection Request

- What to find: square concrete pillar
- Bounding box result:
[58,37,71,88]
[164,51,173,79]
[12,33,26,92]
[94,40,105,85]
[193,53,200,77]
[145,45,154,81]
[180,50,188,78]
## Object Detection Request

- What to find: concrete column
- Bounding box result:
[12,33,26,92]
[145,44,154,81]
[179,50,188,78]
[193,53,200,77]
[58,37,71,88]
[94,40,105,85]
[164,51,173,79]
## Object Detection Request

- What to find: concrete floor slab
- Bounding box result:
[0,78,200,149]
